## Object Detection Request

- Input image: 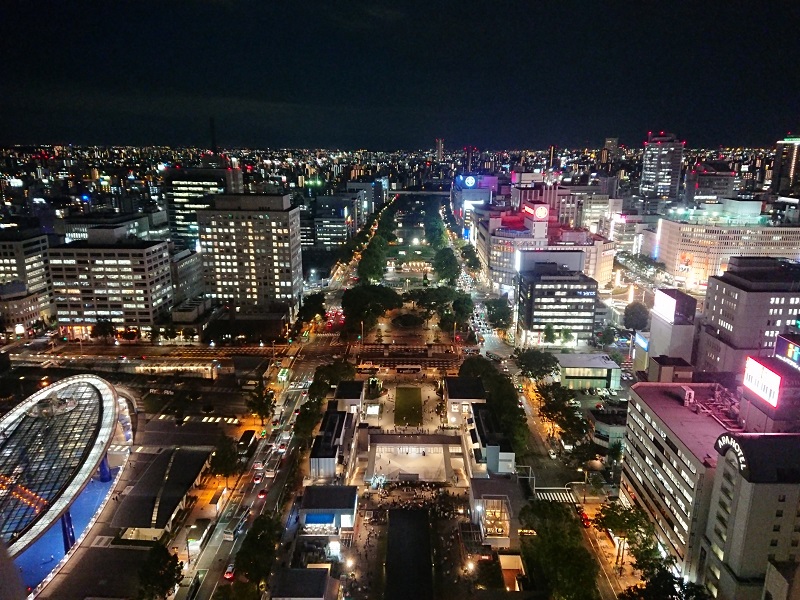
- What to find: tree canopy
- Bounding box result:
[341,284,402,336]
[432,247,460,285]
[246,382,275,426]
[460,244,482,271]
[137,544,184,600]
[209,435,241,486]
[484,297,512,330]
[298,292,325,323]
[235,514,282,587]
[91,318,116,342]
[519,500,599,600]
[624,301,650,332]
[514,349,560,381]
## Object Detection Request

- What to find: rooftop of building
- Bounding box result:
[651,356,693,367]
[471,404,513,452]
[589,409,628,426]
[0,375,119,555]
[556,354,620,369]
[444,377,486,400]
[716,433,800,484]
[63,212,147,224]
[630,383,735,463]
[112,448,209,529]
[710,257,800,291]
[310,408,348,460]
[50,238,165,250]
[271,568,330,598]
[334,381,363,400]
[0,227,45,242]
[299,486,357,511]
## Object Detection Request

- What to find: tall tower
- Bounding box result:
[771,134,800,196]
[639,131,684,199]
[435,138,444,162]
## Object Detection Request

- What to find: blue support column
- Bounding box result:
[60,510,76,553]
[99,454,111,482]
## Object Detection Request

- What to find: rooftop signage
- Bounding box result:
[774,335,800,373]
[743,357,780,408]
[715,434,749,478]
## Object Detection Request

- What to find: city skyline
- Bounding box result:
[3,1,800,150]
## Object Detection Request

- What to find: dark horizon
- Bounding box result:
[3,1,800,151]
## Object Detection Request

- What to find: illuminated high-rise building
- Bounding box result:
[0,228,53,338]
[639,132,684,199]
[197,194,302,319]
[771,135,800,196]
[435,138,444,162]
[163,167,243,249]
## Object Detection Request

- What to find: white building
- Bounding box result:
[641,199,800,290]
[696,258,800,374]
[197,194,303,319]
[622,383,734,580]
[700,433,800,600]
[0,228,53,337]
[648,288,698,365]
[640,132,684,199]
[49,228,173,336]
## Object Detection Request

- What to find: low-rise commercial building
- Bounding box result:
[444,377,486,425]
[555,353,621,390]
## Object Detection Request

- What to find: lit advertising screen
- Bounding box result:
[774,335,800,371]
[652,290,677,324]
[743,357,780,408]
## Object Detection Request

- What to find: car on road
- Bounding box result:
[278,442,287,454]
[257,489,267,499]
[548,449,557,460]
[580,512,592,528]
[224,564,235,580]
[253,461,264,470]
[253,473,264,484]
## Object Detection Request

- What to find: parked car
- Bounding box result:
[548,449,557,460]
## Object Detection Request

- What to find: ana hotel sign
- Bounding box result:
[715,434,749,478]
[743,357,780,408]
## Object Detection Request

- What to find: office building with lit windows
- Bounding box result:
[771,135,800,196]
[163,167,243,250]
[0,228,53,337]
[696,258,800,374]
[641,199,800,290]
[621,383,733,581]
[197,194,303,319]
[515,262,597,346]
[49,228,173,337]
[640,132,684,199]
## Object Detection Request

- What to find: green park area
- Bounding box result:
[394,386,423,426]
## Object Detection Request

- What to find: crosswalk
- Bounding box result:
[535,489,578,504]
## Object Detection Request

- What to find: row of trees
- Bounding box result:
[483,297,512,330]
[432,247,460,285]
[459,355,528,451]
[460,244,481,272]
[404,286,473,336]
[341,284,403,338]
[519,500,599,600]
[422,198,447,249]
[294,359,356,446]
[593,504,711,600]
[89,320,198,344]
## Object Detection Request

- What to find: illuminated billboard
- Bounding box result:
[521,204,549,220]
[743,357,780,408]
[652,290,677,324]
[774,335,800,372]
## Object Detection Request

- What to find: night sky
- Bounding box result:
[3,1,800,150]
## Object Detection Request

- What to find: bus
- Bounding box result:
[222,506,250,541]
[396,365,422,374]
[357,362,379,375]
[264,452,283,477]
[237,430,257,457]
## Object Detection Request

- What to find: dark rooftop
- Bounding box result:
[300,486,358,511]
[111,448,209,529]
[444,377,486,400]
[471,404,513,452]
[334,381,364,400]
[51,239,165,250]
[385,510,433,600]
[271,568,330,599]
[715,433,800,484]
[651,356,692,367]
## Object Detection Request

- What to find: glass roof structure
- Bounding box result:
[0,375,118,557]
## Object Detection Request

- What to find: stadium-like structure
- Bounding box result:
[0,375,132,593]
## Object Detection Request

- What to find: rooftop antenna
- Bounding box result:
[210,117,217,154]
